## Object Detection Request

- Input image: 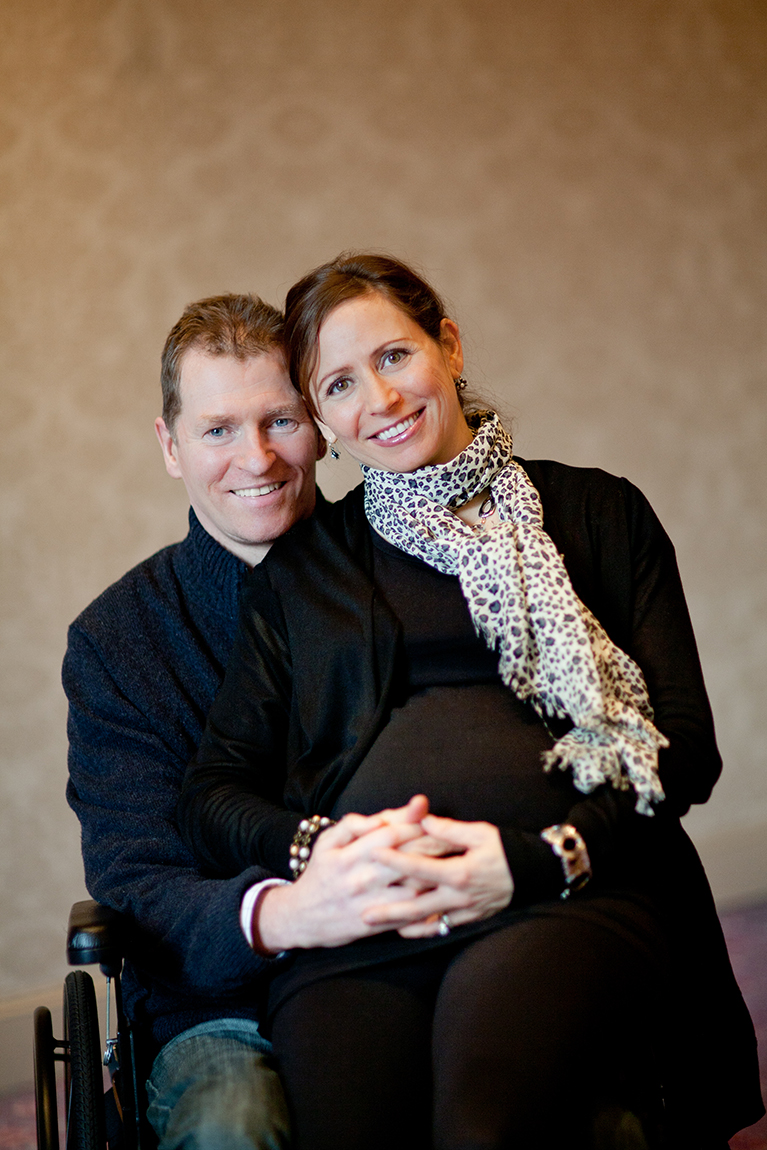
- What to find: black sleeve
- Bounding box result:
[178,574,305,880]
[498,477,721,904]
[63,625,273,994]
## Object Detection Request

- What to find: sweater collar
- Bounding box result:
[176,491,335,620]
[173,508,250,620]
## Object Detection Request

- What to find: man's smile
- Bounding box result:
[232,482,285,498]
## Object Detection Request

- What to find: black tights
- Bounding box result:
[271,903,665,1150]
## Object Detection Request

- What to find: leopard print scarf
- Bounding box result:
[361,411,668,815]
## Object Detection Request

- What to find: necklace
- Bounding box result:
[474,493,497,532]
[452,490,498,532]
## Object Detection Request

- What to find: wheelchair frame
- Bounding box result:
[33,900,151,1150]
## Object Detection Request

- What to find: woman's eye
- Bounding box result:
[327,377,351,396]
[382,349,407,368]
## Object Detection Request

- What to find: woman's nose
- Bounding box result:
[364,375,401,414]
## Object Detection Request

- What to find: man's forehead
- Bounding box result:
[179,346,286,381]
[178,348,305,419]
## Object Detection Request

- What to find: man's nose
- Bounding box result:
[237,429,275,471]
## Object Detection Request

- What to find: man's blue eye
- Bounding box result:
[207,427,225,438]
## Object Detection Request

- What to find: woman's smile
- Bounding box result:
[312,291,472,472]
[370,409,423,443]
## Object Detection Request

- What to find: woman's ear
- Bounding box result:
[440,317,464,378]
[315,418,338,450]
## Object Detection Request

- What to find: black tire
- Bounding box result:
[34,1006,60,1150]
[63,971,106,1150]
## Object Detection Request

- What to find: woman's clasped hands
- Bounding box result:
[254,795,514,955]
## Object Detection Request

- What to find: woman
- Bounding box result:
[180,254,762,1150]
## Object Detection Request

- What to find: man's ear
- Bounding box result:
[155,417,183,479]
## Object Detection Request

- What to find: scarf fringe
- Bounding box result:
[542,720,668,816]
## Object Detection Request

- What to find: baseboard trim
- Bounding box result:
[683,818,767,910]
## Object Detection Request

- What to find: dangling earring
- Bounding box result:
[330,445,340,460]
[455,375,468,392]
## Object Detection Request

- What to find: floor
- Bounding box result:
[723,901,767,1150]
[1,901,765,1149]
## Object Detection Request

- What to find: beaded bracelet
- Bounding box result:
[289,815,335,879]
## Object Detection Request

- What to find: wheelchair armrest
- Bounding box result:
[67,899,126,973]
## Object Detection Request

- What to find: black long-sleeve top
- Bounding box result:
[179,460,721,893]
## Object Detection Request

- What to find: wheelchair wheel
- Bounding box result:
[34,1006,60,1150]
[63,971,106,1150]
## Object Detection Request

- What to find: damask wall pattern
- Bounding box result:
[0,0,765,994]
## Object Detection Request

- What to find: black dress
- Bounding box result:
[266,529,666,1011]
[179,464,763,1144]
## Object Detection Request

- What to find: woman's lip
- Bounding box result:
[370,409,424,444]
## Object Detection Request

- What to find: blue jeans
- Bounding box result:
[146,1019,290,1150]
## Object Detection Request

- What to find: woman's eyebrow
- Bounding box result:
[317,339,408,387]
[317,362,353,388]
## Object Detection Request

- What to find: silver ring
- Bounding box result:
[437,913,451,937]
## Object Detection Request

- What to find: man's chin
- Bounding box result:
[196,484,315,559]
[231,499,309,548]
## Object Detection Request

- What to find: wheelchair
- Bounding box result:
[32,900,707,1150]
[33,899,154,1150]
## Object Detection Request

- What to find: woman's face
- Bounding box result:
[310,291,472,472]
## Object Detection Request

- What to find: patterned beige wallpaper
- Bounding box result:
[1,0,765,995]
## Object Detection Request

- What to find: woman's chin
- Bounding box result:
[359,436,462,474]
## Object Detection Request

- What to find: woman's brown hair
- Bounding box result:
[284,252,454,412]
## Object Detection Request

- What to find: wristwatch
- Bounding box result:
[540,824,592,899]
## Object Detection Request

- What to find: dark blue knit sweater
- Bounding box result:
[64,509,275,1045]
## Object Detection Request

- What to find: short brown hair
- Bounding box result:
[161,294,285,435]
[284,253,453,412]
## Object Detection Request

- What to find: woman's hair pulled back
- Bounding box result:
[284,252,449,409]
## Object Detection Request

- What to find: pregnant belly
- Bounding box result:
[332,683,581,831]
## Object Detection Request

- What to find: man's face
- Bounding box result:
[155,348,320,565]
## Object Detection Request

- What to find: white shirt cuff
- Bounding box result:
[240,878,289,949]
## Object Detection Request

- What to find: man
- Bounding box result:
[64,294,324,1149]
